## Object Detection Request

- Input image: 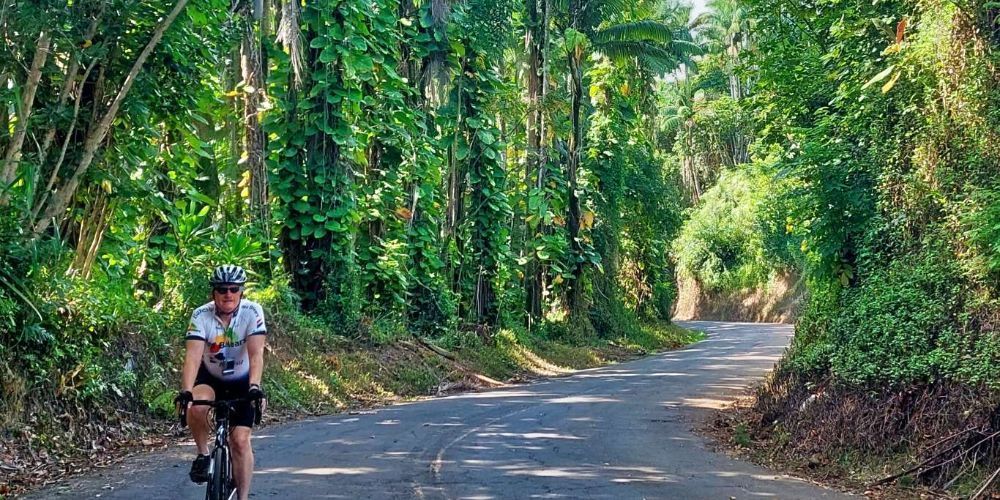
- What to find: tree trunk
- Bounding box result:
[241,16,269,228]
[30,60,98,225]
[35,16,101,182]
[0,31,51,201]
[37,58,81,177]
[32,0,189,237]
[463,59,497,325]
[70,193,112,279]
[565,48,585,312]
[525,0,541,178]
[446,67,464,238]
[566,0,583,315]
[522,0,547,324]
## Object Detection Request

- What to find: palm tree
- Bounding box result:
[591,19,704,75]
[522,0,549,322]
[694,0,752,100]
[553,0,699,310]
[659,1,705,75]
[658,76,702,203]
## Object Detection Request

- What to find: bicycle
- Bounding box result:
[180,398,261,500]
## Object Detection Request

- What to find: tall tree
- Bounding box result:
[697,0,752,100]
[555,0,695,311]
[31,0,192,237]
[237,0,269,231]
[522,0,550,323]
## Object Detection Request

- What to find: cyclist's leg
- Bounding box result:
[187,373,217,484]
[223,377,255,500]
[188,366,218,455]
[229,425,253,500]
[189,383,216,455]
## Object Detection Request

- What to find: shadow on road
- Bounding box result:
[30,322,850,499]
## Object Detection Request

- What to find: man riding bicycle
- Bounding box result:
[175,265,266,500]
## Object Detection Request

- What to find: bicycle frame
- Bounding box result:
[188,399,248,500]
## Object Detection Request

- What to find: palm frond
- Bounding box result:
[589,0,630,26]
[550,0,570,17]
[594,40,684,74]
[275,0,304,87]
[689,11,714,30]
[670,38,706,57]
[593,20,674,45]
[660,114,683,134]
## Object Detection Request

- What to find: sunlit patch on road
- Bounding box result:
[257,466,377,475]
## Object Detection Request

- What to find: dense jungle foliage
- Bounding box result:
[1,0,999,493]
[671,0,999,390]
[0,0,707,456]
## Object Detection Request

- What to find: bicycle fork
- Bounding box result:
[210,421,236,500]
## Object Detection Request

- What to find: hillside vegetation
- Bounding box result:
[659,0,1000,495]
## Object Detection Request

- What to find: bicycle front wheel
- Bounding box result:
[206,446,230,500]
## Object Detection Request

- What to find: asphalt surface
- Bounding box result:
[29,321,852,499]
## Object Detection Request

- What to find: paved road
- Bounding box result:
[30,321,852,499]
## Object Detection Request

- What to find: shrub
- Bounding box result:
[786,246,974,388]
[672,165,784,292]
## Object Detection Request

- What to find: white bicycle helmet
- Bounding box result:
[209,264,248,285]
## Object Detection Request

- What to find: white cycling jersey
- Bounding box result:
[185,300,267,381]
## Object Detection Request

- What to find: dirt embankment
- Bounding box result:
[672,272,805,324]
[706,365,1000,498]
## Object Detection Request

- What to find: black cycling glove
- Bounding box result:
[248,384,265,425]
[175,390,193,408]
[248,384,265,401]
[175,390,193,426]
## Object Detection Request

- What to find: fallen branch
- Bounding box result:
[416,336,457,361]
[872,441,963,486]
[874,429,1000,487]
[971,465,1000,500]
[410,337,504,387]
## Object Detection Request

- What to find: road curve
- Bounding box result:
[29,321,852,499]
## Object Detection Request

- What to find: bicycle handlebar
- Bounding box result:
[179,398,263,427]
[190,398,256,406]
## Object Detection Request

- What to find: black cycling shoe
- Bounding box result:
[189,454,210,484]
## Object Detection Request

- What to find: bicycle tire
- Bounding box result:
[206,445,229,500]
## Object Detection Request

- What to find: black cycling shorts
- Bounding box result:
[194,365,255,428]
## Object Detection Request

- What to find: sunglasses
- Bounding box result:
[213,286,242,295]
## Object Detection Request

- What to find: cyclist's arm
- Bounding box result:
[247,334,265,387]
[181,339,206,392]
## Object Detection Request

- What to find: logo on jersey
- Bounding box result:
[209,327,243,354]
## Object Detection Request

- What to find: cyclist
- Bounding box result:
[175,264,267,500]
